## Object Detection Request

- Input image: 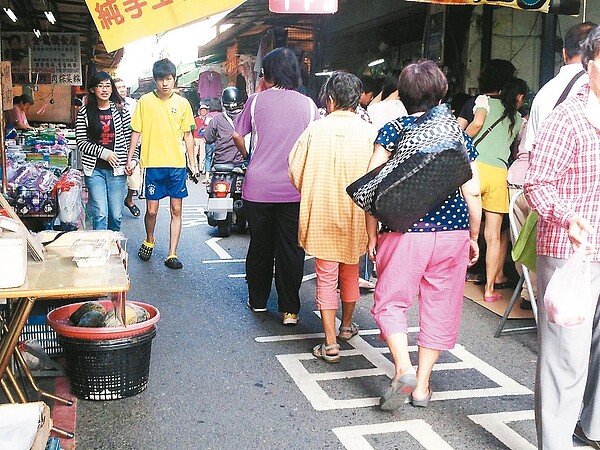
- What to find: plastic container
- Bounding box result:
[58,327,156,400]
[72,238,109,258]
[46,300,159,340]
[46,300,160,401]
[0,228,27,289]
[73,249,110,268]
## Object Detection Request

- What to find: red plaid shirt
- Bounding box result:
[524,85,600,261]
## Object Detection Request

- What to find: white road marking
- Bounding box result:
[469,411,536,450]
[203,259,246,264]
[262,323,531,411]
[205,237,232,259]
[256,327,401,343]
[333,420,455,450]
[468,410,594,450]
[155,204,207,228]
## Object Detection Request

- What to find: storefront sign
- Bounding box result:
[269,0,338,13]
[408,0,551,13]
[86,0,246,53]
[1,32,82,86]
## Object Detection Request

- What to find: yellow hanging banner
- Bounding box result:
[85,0,246,52]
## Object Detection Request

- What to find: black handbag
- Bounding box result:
[346,104,472,232]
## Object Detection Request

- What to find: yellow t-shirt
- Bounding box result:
[131,91,195,168]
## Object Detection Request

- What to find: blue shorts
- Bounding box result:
[144,168,188,200]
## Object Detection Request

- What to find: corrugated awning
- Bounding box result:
[199,0,314,59]
[177,67,202,87]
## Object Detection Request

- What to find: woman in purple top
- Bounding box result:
[233,47,320,325]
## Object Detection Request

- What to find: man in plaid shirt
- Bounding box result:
[524,25,600,449]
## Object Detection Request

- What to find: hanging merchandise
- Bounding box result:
[197,70,223,100]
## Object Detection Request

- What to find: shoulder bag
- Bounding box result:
[346,104,472,232]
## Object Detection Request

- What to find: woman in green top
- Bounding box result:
[459,76,527,302]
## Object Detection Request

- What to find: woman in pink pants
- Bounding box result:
[366,61,482,409]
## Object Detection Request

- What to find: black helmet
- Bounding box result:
[221,87,243,111]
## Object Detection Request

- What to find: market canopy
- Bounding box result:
[85,0,247,53]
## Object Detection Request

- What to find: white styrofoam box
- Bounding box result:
[0,216,20,232]
[0,228,27,289]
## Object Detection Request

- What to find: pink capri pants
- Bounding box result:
[315,258,360,310]
[371,230,470,350]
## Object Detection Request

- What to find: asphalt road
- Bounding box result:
[70,183,583,450]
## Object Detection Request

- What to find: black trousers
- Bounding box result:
[245,200,305,314]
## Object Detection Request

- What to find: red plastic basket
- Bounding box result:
[46,300,159,340]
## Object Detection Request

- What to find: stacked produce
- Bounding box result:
[68,301,150,328]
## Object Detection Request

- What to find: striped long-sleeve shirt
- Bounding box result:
[76,102,134,176]
[524,85,600,261]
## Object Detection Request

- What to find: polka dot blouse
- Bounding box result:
[375,115,478,233]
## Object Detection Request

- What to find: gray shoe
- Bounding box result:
[380,373,417,411]
[409,388,433,407]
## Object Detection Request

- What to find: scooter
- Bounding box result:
[204,163,246,237]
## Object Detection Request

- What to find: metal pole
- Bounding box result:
[0,63,6,194]
[480,6,494,70]
[539,14,557,89]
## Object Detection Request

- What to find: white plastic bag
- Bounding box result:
[544,245,593,327]
[58,185,82,224]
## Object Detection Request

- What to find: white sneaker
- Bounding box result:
[246,300,267,312]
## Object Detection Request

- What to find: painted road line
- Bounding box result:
[206,237,232,259]
[226,272,316,280]
[469,411,536,450]
[256,327,414,343]
[302,273,316,282]
[267,327,530,410]
[159,204,207,228]
[333,420,455,450]
[277,351,386,410]
[203,258,246,264]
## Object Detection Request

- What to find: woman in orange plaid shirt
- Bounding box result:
[288,72,378,362]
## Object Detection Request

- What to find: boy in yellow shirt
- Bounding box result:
[126,58,199,269]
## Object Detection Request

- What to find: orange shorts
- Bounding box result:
[315,259,359,310]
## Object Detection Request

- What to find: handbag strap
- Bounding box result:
[473,113,506,147]
[554,70,585,109]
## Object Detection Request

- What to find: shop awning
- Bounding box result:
[84,0,247,53]
[407,0,579,15]
[198,0,315,59]
[177,67,202,87]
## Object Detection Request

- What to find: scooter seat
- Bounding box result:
[212,163,236,172]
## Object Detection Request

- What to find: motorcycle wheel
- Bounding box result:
[235,212,247,233]
[217,214,232,237]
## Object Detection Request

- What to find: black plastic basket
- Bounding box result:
[58,327,156,401]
